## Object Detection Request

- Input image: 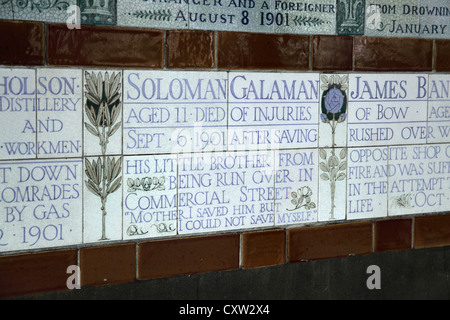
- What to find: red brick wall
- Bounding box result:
[0,19,449,298]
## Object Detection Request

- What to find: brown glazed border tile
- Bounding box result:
[166,30,215,69]
[138,234,239,280]
[435,40,450,72]
[414,214,450,249]
[0,20,44,66]
[288,222,372,262]
[80,243,136,287]
[0,249,77,298]
[354,37,433,72]
[312,35,353,71]
[374,218,412,252]
[218,31,309,70]
[241,229,286,269]
[47,24,163,68]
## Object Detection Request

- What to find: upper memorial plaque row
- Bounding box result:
[0,0,449,39]
[0,68,449,160]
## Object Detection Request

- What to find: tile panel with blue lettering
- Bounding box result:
[347,73,429,147]
[427,74,450,144]
[0,159,83,252]
[347,146,389,220]
[37,68,83,158]
[388,144,450,216]
[123,154,177,240]
[274,149,319,226]
[124,70,228,155]
[177,150,275,235]
[228,72,319,151]
[0,68,37,160]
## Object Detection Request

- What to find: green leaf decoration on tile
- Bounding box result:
[84,71,123,241]
[293,15,327,27]
[12,0,69,12]
[131,9,172,21]
[319,148,347,220]
[391,194,414,209]
[287,186,316,212]
[126,222,175,236]
[127,176,165,192]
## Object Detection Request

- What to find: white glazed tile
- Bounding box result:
[83,155,122,243]
[123,154,177,240]
[188,0,275,33]
[228,72,319,151]
[83,69,122,156]
[418,0,450,39]
[364,0,421,38]
[347,146,389,220]
[347,73,428,147]
[317,147,347,222]
[318,74,348,148]
[0,159,83,252]
[275,0,336,35]
[427,74,450,144]
[36,68,83,158]
[177,150,275,235]
[117,0,188,29]
[123,70,228,155]
[274,149,318,226]
[0,68,37,160]
[388,144,450,216]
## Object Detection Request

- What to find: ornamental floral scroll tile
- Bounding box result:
[319,74,348,148]
[10,0,75,23]
[0,0,13,19]
[123,154,177,240]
